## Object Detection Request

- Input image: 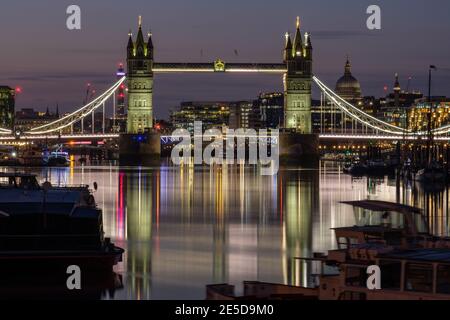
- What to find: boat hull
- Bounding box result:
[0,247,124,273]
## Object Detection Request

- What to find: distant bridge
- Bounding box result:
[1,75,449,143]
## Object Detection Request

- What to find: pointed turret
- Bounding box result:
[127,31,134,58]
[304,32,312,60]
[292,16,303,58]
[284,32,292,62]
[135,16,146,57]
[147,31,154,59]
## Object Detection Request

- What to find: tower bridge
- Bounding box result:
[1,16,449,158]
[124,15,312,135]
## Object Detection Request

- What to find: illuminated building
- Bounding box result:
[378,74,422,128]
[335,57,362,105]
[0,86,15,130]
[14,107,58,132]
[170,101,230,133]
[361,96,378,115]
[255,92,284,128]
[126,16,154,133]
[228,101,260,129]
[408,97,450,132]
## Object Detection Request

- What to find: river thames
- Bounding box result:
[13,162,450,299]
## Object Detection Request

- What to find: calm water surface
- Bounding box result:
[10,162,450,299]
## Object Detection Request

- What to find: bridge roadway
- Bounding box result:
[1,133,448,144]
[152,62,287,73]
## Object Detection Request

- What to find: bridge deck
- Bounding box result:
[152,62,287,73]
[1,133,448,143]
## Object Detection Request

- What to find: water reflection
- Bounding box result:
[4,163,450,299]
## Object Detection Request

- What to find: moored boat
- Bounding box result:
[0,173,124,273]
[414,161,447,182]
[207,201,450,300]
[43,145,70,167]
[348,162,367,176]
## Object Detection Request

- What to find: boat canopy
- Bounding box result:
[380,249,450,264]
[341,200,422,215]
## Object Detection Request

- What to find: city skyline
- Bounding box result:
[1,0,450,119]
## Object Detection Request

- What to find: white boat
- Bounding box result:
[42,145,70,167]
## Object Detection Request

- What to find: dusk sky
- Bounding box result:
[1,0,450,119]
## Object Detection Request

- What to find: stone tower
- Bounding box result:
[283,17,312,133]
[126,16,154,133]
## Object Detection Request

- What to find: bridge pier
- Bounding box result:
[279,132,319,167]
[119,132,161,165]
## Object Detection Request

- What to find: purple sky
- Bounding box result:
[1,0,450,119]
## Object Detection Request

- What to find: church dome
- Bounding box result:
[335,58,362,102]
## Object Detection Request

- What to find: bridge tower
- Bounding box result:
[126,16,154,133]
[283,17,312,133]
[119,16,160,165]
[279,17,317,166]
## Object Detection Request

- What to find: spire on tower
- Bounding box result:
[304,32,312,60]
[305,32,311,47]
[147,31,153,49]
[135,16,145,57]
[344,56,352,75]
[292,16,303,58]
[284,32,292,62]
[147,30,154,59]
[127,30,134,58]
[127,31,133,47]
[285,32,292,49]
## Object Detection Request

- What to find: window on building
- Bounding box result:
[405,263,433,293]
[379,260,401,290]
[437,264,450,294]
[345,266,366,287]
